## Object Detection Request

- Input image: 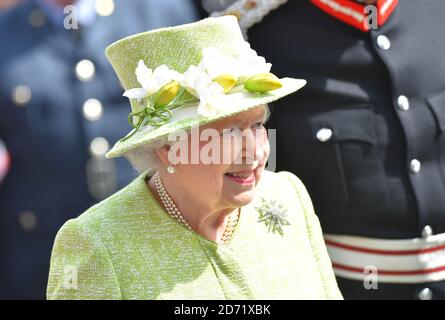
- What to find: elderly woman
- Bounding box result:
[47,16,342,300]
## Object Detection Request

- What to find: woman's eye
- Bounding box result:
[223,128,237,134]
[252,121,265,129]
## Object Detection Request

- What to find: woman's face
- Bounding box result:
[164,105,270,210]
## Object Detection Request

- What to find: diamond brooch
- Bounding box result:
[255,198,290,235]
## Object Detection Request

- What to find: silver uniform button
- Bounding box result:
[19,210,37,231]
[316,128,333,143]
[418,288,433,300]
[11,85,32,106]
[83,99,103,121]
[95,0,115,16]
[75,59,96,81]
[397,95,410,111]
[377,35,391,50]
[421,225,433,238]
[90,137,110,157]
[409,159,421,174]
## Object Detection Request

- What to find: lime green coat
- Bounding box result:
[47,170,342,300]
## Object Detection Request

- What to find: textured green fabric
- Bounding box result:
[104,16,306,158]
[47,171,342,300]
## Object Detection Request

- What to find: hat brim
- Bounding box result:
[106,77,306,158]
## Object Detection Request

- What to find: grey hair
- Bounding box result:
[124,135,173,174]
[124,104,271,174]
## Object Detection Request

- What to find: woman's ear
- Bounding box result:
[155,145,171,167]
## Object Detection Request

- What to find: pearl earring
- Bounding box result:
[167,165,175,174]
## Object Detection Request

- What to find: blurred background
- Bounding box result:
[0,0,207,299]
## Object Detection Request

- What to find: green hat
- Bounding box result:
[105,15,306,158]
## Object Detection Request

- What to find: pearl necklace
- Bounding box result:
[153,174,239,244]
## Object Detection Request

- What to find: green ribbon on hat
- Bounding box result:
[120,87,199,142]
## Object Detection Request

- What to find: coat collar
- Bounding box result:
[211,0,398,34]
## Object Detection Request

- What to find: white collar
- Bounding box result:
[210,0,289,37]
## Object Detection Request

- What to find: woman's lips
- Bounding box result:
[224,170,255,185]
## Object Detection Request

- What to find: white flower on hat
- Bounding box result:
[195,75,228,117]
[195,45,271,83]
[180,44,274,116]
[181,65,202,96]
[235,41,272,79]
[198,47,237,79]
[181,64,227,116]
[123,60,182,100]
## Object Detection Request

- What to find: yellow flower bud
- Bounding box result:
[214,74,236,93]
[244,73,282,93]
[154,81,180,108]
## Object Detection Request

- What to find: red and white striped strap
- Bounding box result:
[324,233,445,283]
[310,0,398,32]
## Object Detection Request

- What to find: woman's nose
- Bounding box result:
[241,128,268,161]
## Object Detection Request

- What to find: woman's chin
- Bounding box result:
[222,188,256,208]
[222,171,260,206]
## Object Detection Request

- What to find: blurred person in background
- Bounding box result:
[202,0,445,299]
[0,0,197,299]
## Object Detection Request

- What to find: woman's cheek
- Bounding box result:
[258,138,270,166]
[254,145,269,186]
